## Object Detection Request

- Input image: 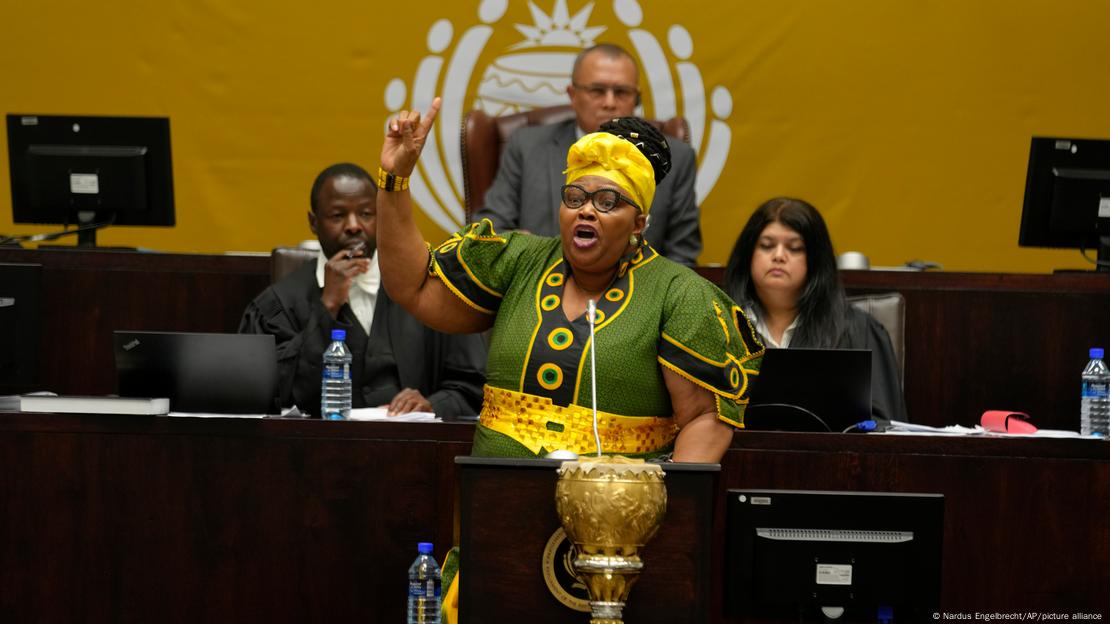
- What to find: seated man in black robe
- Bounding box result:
[239,163,486,418]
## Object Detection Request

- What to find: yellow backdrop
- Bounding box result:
[3,0,1109,272]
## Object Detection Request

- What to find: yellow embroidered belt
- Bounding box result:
[479,385,678,456]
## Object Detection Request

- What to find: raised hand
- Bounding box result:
[380,97,441,178]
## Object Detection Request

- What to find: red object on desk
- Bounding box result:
[981,410,1038,434]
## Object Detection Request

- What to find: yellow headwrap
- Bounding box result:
[563,131,656,214]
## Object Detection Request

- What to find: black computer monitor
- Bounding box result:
[5,114,175,246]
[1019,136,1110,272]
[726,489,944,622]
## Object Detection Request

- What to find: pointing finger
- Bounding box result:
[421,97,442,133]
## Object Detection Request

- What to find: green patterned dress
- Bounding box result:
[431,220,764,459]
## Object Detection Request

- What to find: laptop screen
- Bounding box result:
[0,262,41,393]
[745,348,871,432]
[114,331,278,414]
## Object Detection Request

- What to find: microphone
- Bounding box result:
[345,240,367,259]
[586,299,602,457]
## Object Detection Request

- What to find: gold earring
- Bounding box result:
[630,234,639,246]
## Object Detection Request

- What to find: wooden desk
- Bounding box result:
[0,247,269,395]
[2,245,1108,429]
[697,267,1110,431]
[721,431,1110,618]
[2,414,1107,622]
[0,413,472,623]
[843,270,1110,432]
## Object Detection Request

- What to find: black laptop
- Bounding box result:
[745,348,871,432]
[0,262,41,392]
[114,331,279,414]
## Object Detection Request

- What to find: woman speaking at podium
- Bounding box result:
[374,99,763,463]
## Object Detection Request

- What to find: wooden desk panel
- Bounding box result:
[0,414,473,623]
[457,458,717,624]
[697,267,1110,431]
[721,432,1110,617]
[0,248,270,395]
[841,271,1110,431]
[2,414,1107,622]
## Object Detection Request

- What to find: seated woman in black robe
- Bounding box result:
[724,197,907,423]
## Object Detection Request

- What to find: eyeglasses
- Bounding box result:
[561,184,640,213]
[572,82,639,102]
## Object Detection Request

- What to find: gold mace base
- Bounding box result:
[575,554,643,624]
[555,456,667,624]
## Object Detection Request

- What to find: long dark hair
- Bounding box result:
[723,197,847,348]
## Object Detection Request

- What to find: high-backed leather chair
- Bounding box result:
[847,292,906,385]
[270,246,317,284]
[460,105,691,221]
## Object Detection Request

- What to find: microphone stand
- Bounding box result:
[587,299,602,457]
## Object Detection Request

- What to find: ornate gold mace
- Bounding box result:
[554,456,667,624]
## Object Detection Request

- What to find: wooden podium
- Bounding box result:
[456,456,719,623]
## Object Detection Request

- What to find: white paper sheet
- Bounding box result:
[347,407,438,422]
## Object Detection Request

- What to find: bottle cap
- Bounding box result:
[331,329,347,341]
[1092,347,1105,359]
[418,542,434,554]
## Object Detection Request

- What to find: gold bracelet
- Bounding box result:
[376,166,410,192]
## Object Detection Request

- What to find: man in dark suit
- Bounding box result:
[472,43,702,265]
[240,163,486,418]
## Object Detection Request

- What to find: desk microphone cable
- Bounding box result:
[842,419,878,433]
[0,215,115,245]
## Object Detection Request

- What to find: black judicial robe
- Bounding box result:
[753,306,908,424]
[830,307,908,424]
[239,261,486,418]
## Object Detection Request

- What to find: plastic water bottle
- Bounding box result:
[321,329,352,420]
[1081,347,1110,436]
[407,542,442,624]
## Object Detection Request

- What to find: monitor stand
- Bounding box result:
[75,210,99,247]
[34,211,118,248]
[1053,235,1110,274]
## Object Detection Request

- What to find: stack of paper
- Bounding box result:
[19,395,170,415]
